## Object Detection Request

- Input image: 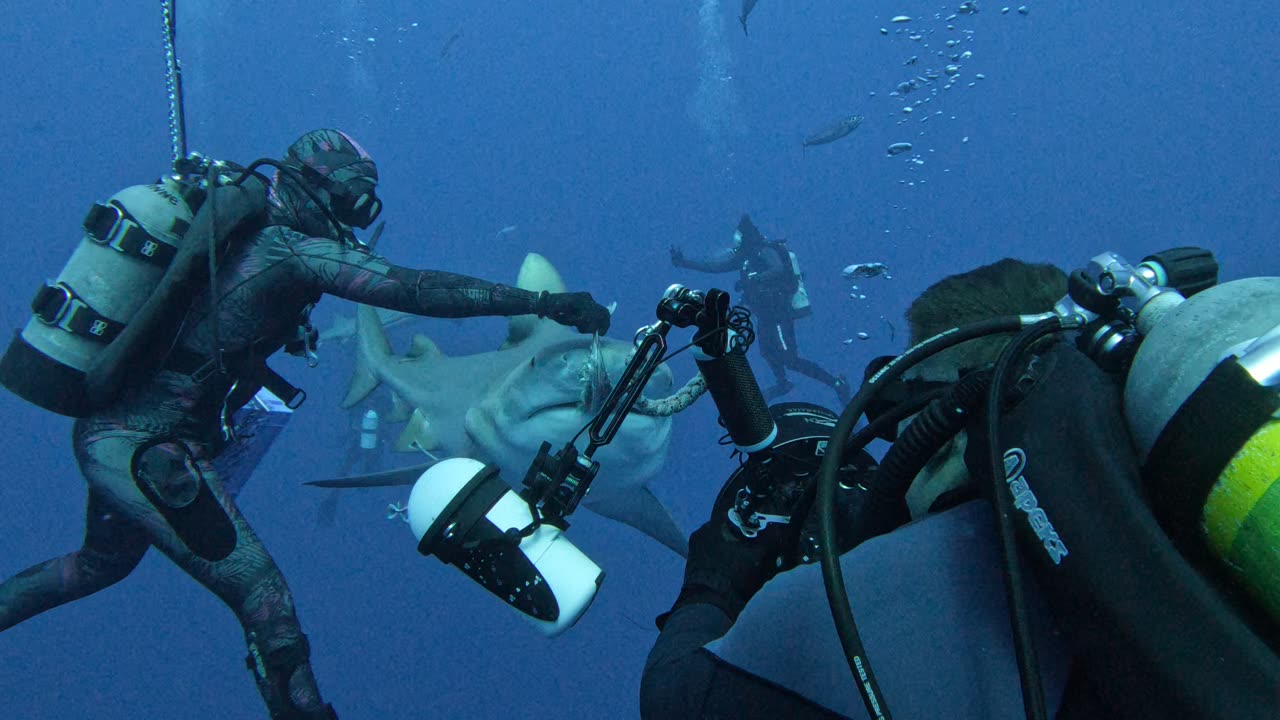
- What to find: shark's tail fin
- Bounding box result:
[341,304,392,408]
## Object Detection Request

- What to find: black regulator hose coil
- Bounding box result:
[871,368,994,508]
[984,318,1069,720]
[814,314,1035,720]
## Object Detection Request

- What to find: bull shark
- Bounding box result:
[337,253,688,556]
[318,307,416,345]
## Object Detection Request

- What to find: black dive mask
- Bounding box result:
[299,164,382,229]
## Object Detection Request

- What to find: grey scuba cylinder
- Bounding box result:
[0,179,195,417]
[786,247,812,319]
[1124,276,1280,627]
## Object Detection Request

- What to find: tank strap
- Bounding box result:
[1143,357,1280,555]
[83,200,182,268]
[30,281,125,343]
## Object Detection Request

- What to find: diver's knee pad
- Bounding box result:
[130,437,237,561]
[245,631,337,719]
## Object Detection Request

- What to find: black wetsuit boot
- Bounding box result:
[245,630,338,719]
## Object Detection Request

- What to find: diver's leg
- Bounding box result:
[756,317,793,400]
[774,318,851,404]
[0,490,149,631]
[76,433,336,720]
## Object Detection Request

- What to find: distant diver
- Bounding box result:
[802,114,865,148]
[671,214,851,405]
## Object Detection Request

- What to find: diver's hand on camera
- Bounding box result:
[535,291,612,335]
[656,518,785,630]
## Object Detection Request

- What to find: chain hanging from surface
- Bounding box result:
[162,0,188,166]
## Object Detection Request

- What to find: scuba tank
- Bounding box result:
[747,239,811,319]
[1123,274,1280,627]
[0,179,196,416]
[784,245,812,319]
[0,164,269,417]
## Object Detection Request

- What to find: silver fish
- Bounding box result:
[802,114,865,148]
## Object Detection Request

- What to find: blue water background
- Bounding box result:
[1,1,1277,718]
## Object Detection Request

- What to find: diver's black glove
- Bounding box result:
[535,291,611,334]
[656,515,786,630]
[669,245,686,267]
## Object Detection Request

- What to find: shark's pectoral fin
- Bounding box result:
[342,304,392,408]
[342,347,380,408]
[582,486,688,558]
[305,462,436,489]
[462,405,493,447]
[394,408,440,454]
[406,334,444,360]
[387,392,413,423]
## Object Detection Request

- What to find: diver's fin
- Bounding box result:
[305,462,436,489]
[582,486,689,558]
[341,304,392,408]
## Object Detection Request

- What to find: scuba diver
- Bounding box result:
[0,129,611,720]
[641,257,1280,719]
[671,214,851,405]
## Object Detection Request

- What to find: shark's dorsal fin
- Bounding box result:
[504,252,569,349]
[406,334,444,360]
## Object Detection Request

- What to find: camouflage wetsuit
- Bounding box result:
[0,223,559,718]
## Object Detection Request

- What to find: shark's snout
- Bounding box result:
[471,337,674,464]
[348,251,687,556]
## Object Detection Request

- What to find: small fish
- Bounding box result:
[495,224,519,238]
[739,0,759,35]
[842,262,890,279]
[802,114,865,148]
[439,30,462,60]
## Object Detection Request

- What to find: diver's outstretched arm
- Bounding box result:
[676,246,742,274]
[286,235,542,318]
[283,234,609,333]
